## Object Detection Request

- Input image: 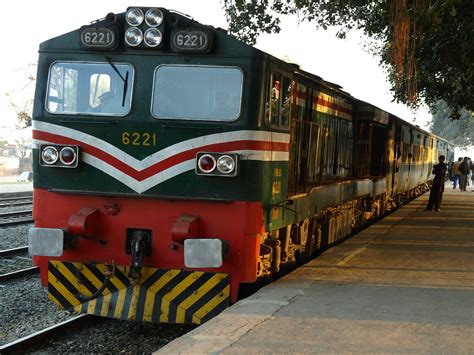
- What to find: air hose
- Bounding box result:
[75,262,115,302]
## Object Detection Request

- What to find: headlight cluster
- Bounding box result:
[196,153,239,177]
[125,7,164,48]
[40,145,79,168]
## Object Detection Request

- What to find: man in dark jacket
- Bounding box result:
[459,157,469,191]
[425,155,447,212]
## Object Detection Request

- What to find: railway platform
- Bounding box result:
[157,186,474,354]
[0,182,32,195]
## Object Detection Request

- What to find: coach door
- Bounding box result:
[269,72,292,203]
[391,125,402,194]
[287,83,321,195]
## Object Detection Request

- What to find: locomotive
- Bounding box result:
[29,7,454,325]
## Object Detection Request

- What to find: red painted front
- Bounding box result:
[32,188,264,302]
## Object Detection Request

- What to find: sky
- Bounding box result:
[0,0,438,144]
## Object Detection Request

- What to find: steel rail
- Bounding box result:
[0,314,98,354]
[0,246,29,258]
[0,196,33,202]
[0,200,33,208]
[0,266,39,282]
[0,210,33,218]
[0,192,33,199]
[0,210,33,227]
[0,218,34,227]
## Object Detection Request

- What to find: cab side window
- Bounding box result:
[270,72,291,129]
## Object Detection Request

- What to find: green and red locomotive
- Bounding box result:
[29,7,454,325]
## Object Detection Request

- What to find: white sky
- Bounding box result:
[0,0,434,142]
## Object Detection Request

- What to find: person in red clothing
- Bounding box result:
[425,155,447,212]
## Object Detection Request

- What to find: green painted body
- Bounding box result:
[32,13,295,232]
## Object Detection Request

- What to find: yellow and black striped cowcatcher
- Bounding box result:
[47,261,230,324]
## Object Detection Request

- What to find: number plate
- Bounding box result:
[80,27,117,50]
[171,29,212,53]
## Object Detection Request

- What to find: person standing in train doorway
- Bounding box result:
[425,155,447,212]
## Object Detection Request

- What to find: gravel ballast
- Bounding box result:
[0,224,31,250]
[1,276,195,352]
[0,276,74,346]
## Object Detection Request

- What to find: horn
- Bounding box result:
[105,13,118,24]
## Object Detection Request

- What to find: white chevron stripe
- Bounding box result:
[32,129,290,193]
[83,153,195,194]
[33,121,290,171]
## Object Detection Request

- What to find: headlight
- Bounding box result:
[125,27,143,47]
[144,28,162,47]
[196,153,239,177]
[126,8,144,26]
[217,155,236,174]
[59,147,77,166]
[145,8,164,27]
[41,146,59,165]
[197,154,216,173]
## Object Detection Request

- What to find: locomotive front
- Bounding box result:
[29,8,287,324]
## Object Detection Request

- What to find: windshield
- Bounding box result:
[151,65,243,121]
[45,62,133,117]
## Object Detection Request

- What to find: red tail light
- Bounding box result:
[59,147,77,165]
[197,154,216,173]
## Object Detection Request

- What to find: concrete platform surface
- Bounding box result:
[157,187,474,354]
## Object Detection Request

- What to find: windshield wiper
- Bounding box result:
[105,56,129,107]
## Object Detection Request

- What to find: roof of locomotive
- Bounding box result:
[39,8,266,57]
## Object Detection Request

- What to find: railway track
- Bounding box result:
[0,192,33,199]
[0,315,98,354]
[0,209,33,227]
[0,246,38,282]
[0,196,33,208]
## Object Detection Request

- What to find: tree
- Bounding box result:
[13,137,31,160]
[5,62,37,129]
[222,0,474,116]
[0,140,7,155]
[429,101,474,149]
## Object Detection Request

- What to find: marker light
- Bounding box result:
[126,8,144,26]
[197,154,216,173]
[145,8,164,27]
[144,28,162,47]
[41,146,59,165]
[59,147,77,166]
[217,155,236,174]
[125,27,143,47]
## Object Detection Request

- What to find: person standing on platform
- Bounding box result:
[425,155,447,212]
[459,157,469,191]
[452,157,462,189]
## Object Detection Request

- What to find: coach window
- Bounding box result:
[270,73,291,129]
[152,65,243,121]
[46,62,133,117]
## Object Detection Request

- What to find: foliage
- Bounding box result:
[13,138,31,160]
[6,62,36,129]
[0,140,7,154]
[222,0,474,115]
[429,101,474,149]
